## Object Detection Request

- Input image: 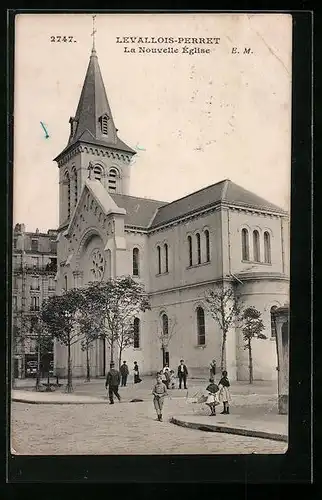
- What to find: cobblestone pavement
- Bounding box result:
[11,398,287,455]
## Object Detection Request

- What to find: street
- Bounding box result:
[11,396,287,455]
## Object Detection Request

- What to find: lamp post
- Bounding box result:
[274,305,289,415]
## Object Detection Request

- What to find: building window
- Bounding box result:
[270,306,278,338]
[253,230,260,262]
[64,275,68,291]
[133,317,140,348]
[64,171,71,219]
[264,231,271,264]
[197,306,206,345]
[188,236,192,267]
[13,296,17,311]
[196,233,201,264]
[48,278,55,291]
[101,115,108,135]
[108,168,118,192]
[242,228,250,261]
[31,277,40,290]
[133,248,139,276]
[31,296,40,311]
[31,239,38,252]
[164,243,169,273]
[13,275,18,289]
[31,257,39,268]
[93,165,103,182]
[162,313,168,336]
[50,240,57,254]
[13,238,17,249]
[72,168,78,207]
[157,245,161,274]
[204,229,210,262]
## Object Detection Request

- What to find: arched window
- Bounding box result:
[133,318,140,348]
[72,168,78,207]
[162,313,168,336]
[108,168,118,192]
[270,306,278,338]
[264,231,271,264]
[204,229,210,262]
[93,165,103,182]
[197,306,205,345]
[196,233,201,264]
[65,172,71,218]
[157,245,161,274]
[188,236,192,267]
[241,228,249,261]
[253,230,260,262]
[101,115,108,135]
[133,248,139,276]
[164,243,169,273]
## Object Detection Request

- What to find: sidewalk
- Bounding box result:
[170,413,288,442]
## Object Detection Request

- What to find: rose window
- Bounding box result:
[90,249,105,281]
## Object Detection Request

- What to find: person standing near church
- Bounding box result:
[177,359,188,389]
[133,361,142,384]
[120,361,129,387]
[105,362,121,405]
[210,359,217,380]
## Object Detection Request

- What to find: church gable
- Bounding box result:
[66,178,126,240]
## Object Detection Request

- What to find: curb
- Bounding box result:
[170,417,288,442]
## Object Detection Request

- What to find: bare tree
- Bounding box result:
[205,284,242,372]
[156,315,179,368]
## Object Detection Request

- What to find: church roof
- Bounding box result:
[149,179,287,228]
[110,180,286,230]
[54,48,135,161]
[110,193,166,228]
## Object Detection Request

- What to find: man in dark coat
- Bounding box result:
[120,361,129,387]
[177,359,188,389]
[105,362,121,404]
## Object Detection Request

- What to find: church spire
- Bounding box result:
[91,14,96,55]
[65,19,134,154]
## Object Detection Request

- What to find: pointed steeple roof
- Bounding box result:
[55,48,135,161]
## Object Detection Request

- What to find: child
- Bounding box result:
[152,374,168,421]
[163,368,170,389]
[218,370,232,414]
[169,370,176,389]
[205,378,219,416]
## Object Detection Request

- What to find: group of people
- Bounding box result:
[158,359,189,390]
[105,357,231,421]
[105,360,141,404]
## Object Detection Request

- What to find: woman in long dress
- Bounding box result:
[133,361,142,384]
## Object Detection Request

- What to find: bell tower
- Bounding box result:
[54,20,136,228]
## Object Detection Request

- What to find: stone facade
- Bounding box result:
[54,47,290,381]
[12,224,57,378]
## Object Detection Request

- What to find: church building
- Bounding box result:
[54,44,289,381]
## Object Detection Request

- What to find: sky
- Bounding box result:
[13,13,292,232]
